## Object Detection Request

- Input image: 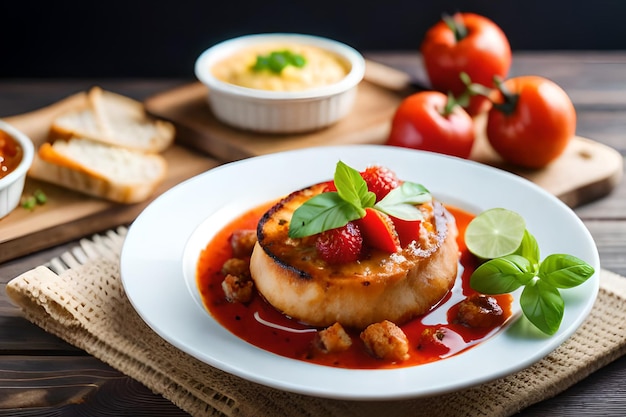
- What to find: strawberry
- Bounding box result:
[360,165,400,202]
[315,222,363,264]
[357,208,401,253]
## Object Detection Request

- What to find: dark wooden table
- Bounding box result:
[1,52,625,416]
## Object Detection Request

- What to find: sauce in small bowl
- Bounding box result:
[0,128,23,179]
[0,120,34,219]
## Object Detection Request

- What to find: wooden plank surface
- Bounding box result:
[0,355,189,416]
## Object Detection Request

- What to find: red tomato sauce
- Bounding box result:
[196,203,513,369]
[0,129,23,179]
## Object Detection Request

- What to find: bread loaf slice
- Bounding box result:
[28,138,168,204]
[49,87,175,153]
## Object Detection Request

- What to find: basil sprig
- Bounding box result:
[288,161,431,238]
[470,229,595,335]
[252,50,306,74]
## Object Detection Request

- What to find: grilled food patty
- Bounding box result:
[250,182,459,329]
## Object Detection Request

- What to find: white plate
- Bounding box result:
[120,145,600,400]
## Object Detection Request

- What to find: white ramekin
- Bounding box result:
[0,120,34,219]
[194,33,365,134]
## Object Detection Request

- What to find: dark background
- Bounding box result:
[2,0,624,78]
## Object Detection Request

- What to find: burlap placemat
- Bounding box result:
[6,227,626,417]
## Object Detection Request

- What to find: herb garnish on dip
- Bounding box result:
[212,43,348,91]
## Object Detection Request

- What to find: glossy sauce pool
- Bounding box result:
[0,129,23,179]
[196,203,513,369]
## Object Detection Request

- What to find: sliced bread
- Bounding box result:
[49,86,175,153]
[28,137,168,204]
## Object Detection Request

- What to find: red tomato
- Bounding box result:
[421,12,512,115]
[385,91,475,159]
[390,216,421,248]
[357,208,401,253]
[486,75,576,169]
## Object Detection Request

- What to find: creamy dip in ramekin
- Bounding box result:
[195,33,365,133]
[212,43,349,92]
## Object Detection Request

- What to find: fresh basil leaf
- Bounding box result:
[378,182,431,206]
[374,182,431,220]
[470,254,534,294]
[467,209,595,336]
[288,192,363,238]
[515,229,540,266]
[538,254,596,289]
[377,203,424,221]
[520,280,564,335]
[334,161,375,210]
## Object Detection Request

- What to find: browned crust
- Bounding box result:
[250,183,460,329]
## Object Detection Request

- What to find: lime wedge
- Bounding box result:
[465,208,526,259]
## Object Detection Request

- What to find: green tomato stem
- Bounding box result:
[490,76,520,116]
[441,92,461,117]
[443,13,467,42]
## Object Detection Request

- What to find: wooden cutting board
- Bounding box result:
[144,60,623,209]
[0,92,220,263]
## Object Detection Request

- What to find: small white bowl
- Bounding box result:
[0,120,34,219]
[194,33,365,133]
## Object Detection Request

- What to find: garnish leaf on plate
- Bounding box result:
[289,161,430,238]
[467,208,595,335]
[375,182,431,220]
